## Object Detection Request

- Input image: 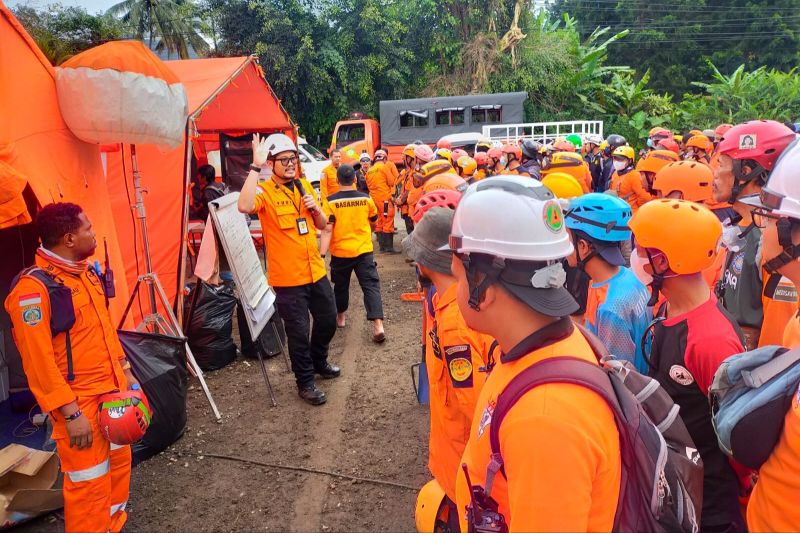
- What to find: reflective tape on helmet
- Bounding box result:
[110,500,128,516]
[66,459,110,482]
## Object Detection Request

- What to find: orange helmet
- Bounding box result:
[474,152,488,167]
[436,138,452,150]
[649,126,671,138]
[412,189,462,223]
[423,172,467,194]
[553,138,576,152]
[414,160,452,185]
[651,161,714,204]
[636,149,679,174]
[456,156,477,177]
[501,144,522,160]
[629,199,722,274]
[452,148,468,162]
[97,385,151,445]
[689,129,704,137]
[686,135,711,152]
[402,143,416,158]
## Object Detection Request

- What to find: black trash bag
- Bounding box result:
[118,330,188,466]
[185,281,237,370]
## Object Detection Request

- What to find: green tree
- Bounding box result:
[107,0,209,59]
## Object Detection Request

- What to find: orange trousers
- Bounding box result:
[372,197,395,233]
[54,396,132,533]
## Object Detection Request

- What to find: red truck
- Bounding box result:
[329,92,527,164]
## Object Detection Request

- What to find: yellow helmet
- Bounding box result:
[456,155,477,177]
[599,140,609,151]
[542,172,584,199]
[403,144,416,158]
[415,479,447,533]
[435,148,453,164]
[612,145,635,161]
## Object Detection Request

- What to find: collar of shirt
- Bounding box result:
[432,283,458,313]
[501,316,575,363]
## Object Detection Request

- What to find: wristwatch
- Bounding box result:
[65,409,83,422]
[249,163,262,173]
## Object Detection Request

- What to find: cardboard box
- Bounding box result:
[0,444,62,529]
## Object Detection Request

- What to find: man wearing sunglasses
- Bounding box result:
[238,133,340,406]
[737,138,800,533]
[713,120,798,349]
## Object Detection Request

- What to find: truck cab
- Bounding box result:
[329,116,380,164]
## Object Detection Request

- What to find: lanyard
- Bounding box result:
[275,182,302,215]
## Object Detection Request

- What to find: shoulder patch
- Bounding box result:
[18,293,42,307]
[669,364,695,386]
[445,344,474,387]
[22,305,43,326]
[477,401,494,438]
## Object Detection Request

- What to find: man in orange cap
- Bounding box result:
[5,203,137,533]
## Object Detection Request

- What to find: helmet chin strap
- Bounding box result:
[645,249,669,307]
[730,159,766,202]
[764,218,800,274]
[572,233,597,272]
[461,255,507,311]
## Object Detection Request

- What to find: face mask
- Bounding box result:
[564,263,590,315]
[613,160,627,171]
[646,138,654,148]
[630,251,654,286]
[499,157,507,167]
[720,219,747,252]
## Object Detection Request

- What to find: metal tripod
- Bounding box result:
[122,145,221,421]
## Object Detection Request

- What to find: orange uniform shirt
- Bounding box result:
[395,168,414,216]
[319,163,340,200]
[426,284,493,502]
[455,319,621,532]
[473,169,487,182]
[254,178,326,287]
[4,255,127,437]
[759,275,798,347]
[366,161,396,202]
[610,169,652,212]
[408,182,424,217]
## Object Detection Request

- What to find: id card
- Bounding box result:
[296,217,309,235]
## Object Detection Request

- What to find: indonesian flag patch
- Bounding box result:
[18,293,42,307]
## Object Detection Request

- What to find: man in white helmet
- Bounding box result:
[447,175,621,531]
[238,133,339,406]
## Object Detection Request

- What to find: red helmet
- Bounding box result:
[714,123,733,139]
[716,120,796,198]
[487,147,503,162]
[451,148,468,162]
[501,143,522,160]
[412,189,462,223]
[98,386,151,445]
[474,152,488,166]
[656,138,680,154]
[553,139,576,152]
[436,138,452,150]
[413,144,435,164]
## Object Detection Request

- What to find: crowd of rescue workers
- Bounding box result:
[7,119,800,533]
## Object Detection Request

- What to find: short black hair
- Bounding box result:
[337,164,356,185]
[198,164,215,181]
[331,148,341,155]
[36,202,83,248]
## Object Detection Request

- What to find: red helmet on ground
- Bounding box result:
[451,148,468,162]
[474,152,488,166]
[98,385,151,445]
[716,120,796,198]
[501,144,522,160]
[436,138,452,150]
[412,189,462,223]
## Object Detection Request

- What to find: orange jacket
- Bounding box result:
[746,313,800,531]
[395,168,414,216]
[319,163,340,200]
[759,274,798,347]
[366,161,396,202]
[455,320,621,531]
[425,284,493,501]
[610,169,652,212]
[4,255,127,435]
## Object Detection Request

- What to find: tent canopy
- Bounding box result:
[106,55,296,322]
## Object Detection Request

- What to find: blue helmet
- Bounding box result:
[565,193,632,243]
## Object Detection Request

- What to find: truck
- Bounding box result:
[329,92,527,164]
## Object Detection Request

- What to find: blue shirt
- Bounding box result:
[585,267,651,373]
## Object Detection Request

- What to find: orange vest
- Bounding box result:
[425,284,493,501]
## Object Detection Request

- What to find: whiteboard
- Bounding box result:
[207,192,275,339]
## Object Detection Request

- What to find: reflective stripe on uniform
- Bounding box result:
[66,458,110,482]
[110,501,127,516]
[109,443,127,451]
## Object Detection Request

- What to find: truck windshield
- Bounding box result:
[336,124,366,148]
[301,142,327,161]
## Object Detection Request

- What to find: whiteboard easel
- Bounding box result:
[205,192,287,406]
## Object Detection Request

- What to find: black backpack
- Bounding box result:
[483,327,703,533]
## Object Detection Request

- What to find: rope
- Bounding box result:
[175,451,418,492]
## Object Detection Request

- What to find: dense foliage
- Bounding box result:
[14,0,800,146]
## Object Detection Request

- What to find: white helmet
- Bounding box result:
[449,174,573,261]
[741,137,800,220]
[585,133,603,146]
[264,133,297,157]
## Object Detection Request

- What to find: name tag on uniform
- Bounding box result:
[296,217,309,235]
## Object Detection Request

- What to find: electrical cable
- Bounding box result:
[121,145,146,322]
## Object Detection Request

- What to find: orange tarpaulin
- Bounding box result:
[0,1,130,322]
[105,56,296,320]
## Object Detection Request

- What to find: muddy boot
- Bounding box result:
[384,233,399,254]
[377,233,387,252]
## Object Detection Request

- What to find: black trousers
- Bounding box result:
[330,252,384,320]
[274,277,337,387]
[402,214,414,235]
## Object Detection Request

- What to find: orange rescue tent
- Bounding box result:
[104,56,296,320]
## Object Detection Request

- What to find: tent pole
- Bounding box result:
[130,144,159,322]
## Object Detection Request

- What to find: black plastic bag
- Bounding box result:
[118,330,188,465]
[185,282,237,370]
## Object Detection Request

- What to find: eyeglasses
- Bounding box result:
[751,207,781,229]
[274,155,298,166]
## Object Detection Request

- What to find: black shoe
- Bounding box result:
[298,384,327,405]
[315,363,341,379]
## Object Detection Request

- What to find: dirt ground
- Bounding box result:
[16,230,431,533]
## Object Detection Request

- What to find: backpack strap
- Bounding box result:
[485,356,626,497]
